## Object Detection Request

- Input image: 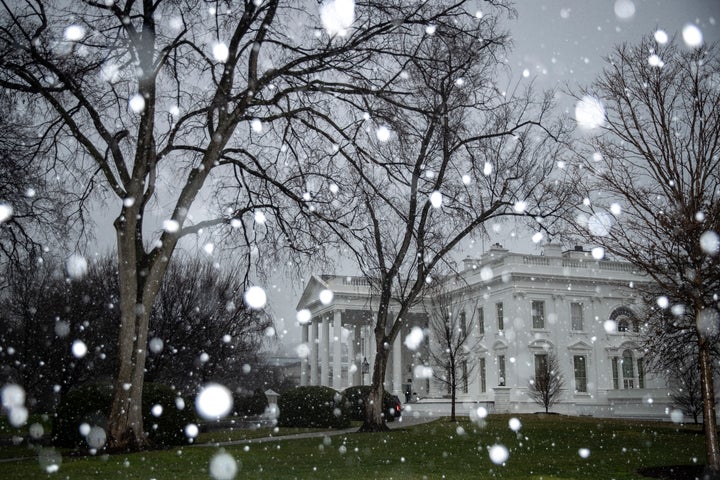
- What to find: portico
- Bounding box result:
[296,275,429,396]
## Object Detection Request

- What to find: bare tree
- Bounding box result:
[638,294,719,426]
[0,253,271,411]
[0,1,480,450]
[568,37,720,472]
[528,351,564,414]
[145,255,273,394]
[427,287,479,422]
[0,91,70,283]
[670,357,707,425]
[297,4,572,431]
[0,255,119,412]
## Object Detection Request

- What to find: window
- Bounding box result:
[573,355,588,393]
[611,306,639,333]
[497,355,506,386]
[496,302,504,331]
[462,361,469,393]
[459,310,467,337]
[622,350,635,388]
[534,353,548,378]
[477,307,485,334]
[479,357,486,393]
[611,357,619,389]
[571,302,584,331]
[637,357,645,389]
[532,300,545,329]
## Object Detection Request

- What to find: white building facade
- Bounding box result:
[296,243,674,418]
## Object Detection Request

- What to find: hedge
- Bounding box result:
[277,386,350,428]
[343,385,399,422]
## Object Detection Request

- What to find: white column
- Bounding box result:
[348,325,357,387]
[321,316,330,386]
[469,318,481,396]
[362,325,372,385]
[310,320,318,385]
[333,310,343,390]
[590,297,604,393]
[300,323,309,386]
[393,333,402,396]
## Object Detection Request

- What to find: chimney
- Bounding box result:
[542,243,563,257]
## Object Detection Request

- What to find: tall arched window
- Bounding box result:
[622,350,635,388]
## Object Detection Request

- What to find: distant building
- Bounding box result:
[265,356,302,390]
[295,243,675,418]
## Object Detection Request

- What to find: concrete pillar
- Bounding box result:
[362,324,372,386]
[590,297,603,393]
[321,316,330,386]
[333,310,343,390]
[469,317,481,396]
[300,323,309,386]
[310,320,318,385]
[393,333,402,396]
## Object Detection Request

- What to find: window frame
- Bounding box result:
[570,302,584,331]
[531,300,545,329]
[459,310,467,337]
[534,353,548,379]
[497,354,506,386]
[496,302,504,331]
[573,355,588,393]
[479,357,486,393]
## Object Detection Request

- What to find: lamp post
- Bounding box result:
[361,357,370,386]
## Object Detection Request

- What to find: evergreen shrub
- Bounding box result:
[343,385,399,422]
[277,386,350,428]
[233,389,269,416]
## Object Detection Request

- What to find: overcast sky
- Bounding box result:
[511,0,718,89]
[273,0,720,347]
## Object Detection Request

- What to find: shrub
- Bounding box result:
[233,389,269,416]
[343,386,399,422]
[53,383,193,449]
[277,386,350,428]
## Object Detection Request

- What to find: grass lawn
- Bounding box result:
[0,414,707,479]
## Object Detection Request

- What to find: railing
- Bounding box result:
[522,256,550,266]
[598,262,636,273]
[342,276,372,287]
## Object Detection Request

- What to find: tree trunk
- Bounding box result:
[107,215,149,451]
[698,339,720,474]
[450,368,457,422]
[359,346,390,432]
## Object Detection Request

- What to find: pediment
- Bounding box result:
[528,338,554,351]
[567,340,593,351]
[492,339,508,351]
[296,275,330,310]
[604,340,640,353]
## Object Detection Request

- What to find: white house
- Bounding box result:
[295,243,675,418]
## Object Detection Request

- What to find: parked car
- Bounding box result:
[344,386,402,422]
[389,394,402,420]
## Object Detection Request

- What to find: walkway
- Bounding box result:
[200,412,439,447]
